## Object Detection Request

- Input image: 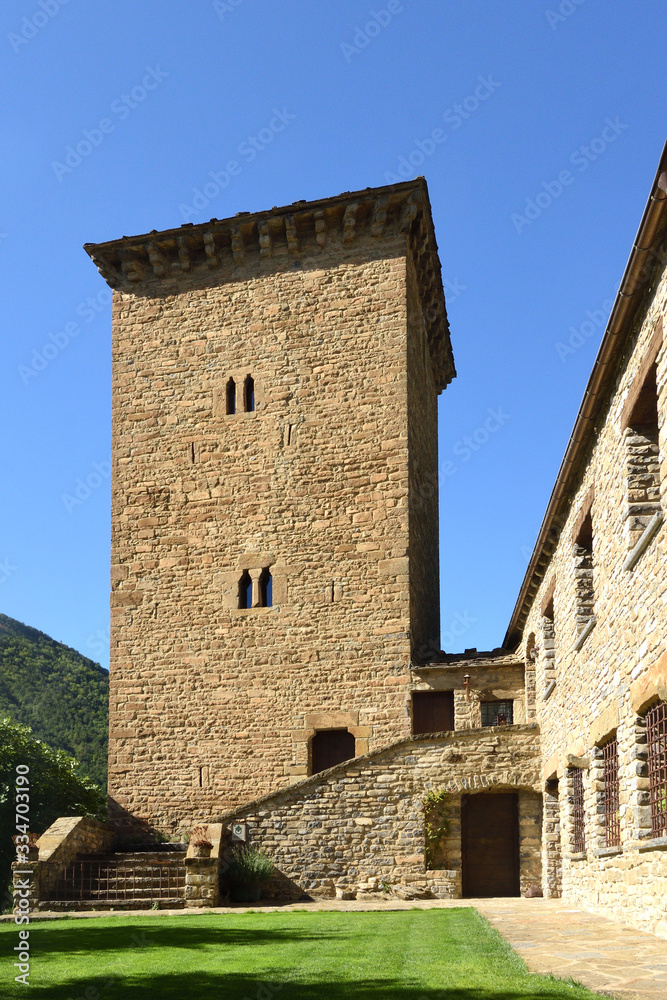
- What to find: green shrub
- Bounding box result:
[226,845,275,885]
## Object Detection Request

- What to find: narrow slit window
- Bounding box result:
[573,511,594,631]
[226,378,236,415]
[244,375,255,412]
[259,568,272,608]
[238,571,252,610]
[624,363,661,547]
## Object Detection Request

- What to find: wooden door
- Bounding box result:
[311,729,355,774]
[461,792,520,897]
[412,691,454,735]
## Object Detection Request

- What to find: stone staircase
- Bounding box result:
[41,844,188,911]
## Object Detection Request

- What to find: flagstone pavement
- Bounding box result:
[7,896,667,998]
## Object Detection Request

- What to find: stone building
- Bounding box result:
[23,145,666,930]
[504,145,667,936]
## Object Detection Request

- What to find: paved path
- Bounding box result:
[4,897,667,998]
[474,898,667,1000]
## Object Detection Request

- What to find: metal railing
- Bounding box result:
[48,860,187,902]
[572,768,586,853]
[647,700,667,838]
[602,737,620,847]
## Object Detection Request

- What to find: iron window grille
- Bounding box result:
[646,700,667,838]
[602,737,621,847]
[572,768,585,853]
[480,700,513,727]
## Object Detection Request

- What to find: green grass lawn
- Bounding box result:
[1,908,601,999]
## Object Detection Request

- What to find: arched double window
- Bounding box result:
[226,378,236,415]
[259,568,272,608]
[238,567,272,609]
[238,571,252,609]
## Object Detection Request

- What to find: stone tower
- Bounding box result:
[86,179,454,834]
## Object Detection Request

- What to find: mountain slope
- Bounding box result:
[0,613,108,787]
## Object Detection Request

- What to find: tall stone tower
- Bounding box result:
[86,179,454,835]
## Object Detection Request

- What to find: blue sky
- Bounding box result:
[0,0,665,667]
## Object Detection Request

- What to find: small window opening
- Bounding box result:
[412,691,454,735]
[571,768,586,853]
[646,699,667,838]
[226,378,236,415]
[238,571,252,609]
[190,442,196,464]
[573,512,594,631]
[259,568,272,608]
[540,597,556,696]
[601,735,620,847]
[625,364,661,547]
[481,700,513,727]
[311,729,355,775]
[244,375,255,412]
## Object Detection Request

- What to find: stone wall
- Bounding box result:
[215,725,541,900]
[103,187,453,835]
[410,654,526,730]
[518,258,667,936]
[36,816,116,900]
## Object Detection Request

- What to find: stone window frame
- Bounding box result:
[221,554,285,614]
[539,579,556,701]
[571,487,596,651]
[628,657,667,847]
[213,372,264,419]
[620,320,663,566]
[589,729,622,855]
[287,712,371,779]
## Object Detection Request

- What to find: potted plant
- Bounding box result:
[189,825,213,858]
[226,845,275,903]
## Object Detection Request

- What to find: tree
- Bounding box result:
[0,717,106,898]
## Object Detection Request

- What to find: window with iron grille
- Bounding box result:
[602,737,621,847]
[572,768,585,852]
[480,700,513,727]
[646,700,667,838]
